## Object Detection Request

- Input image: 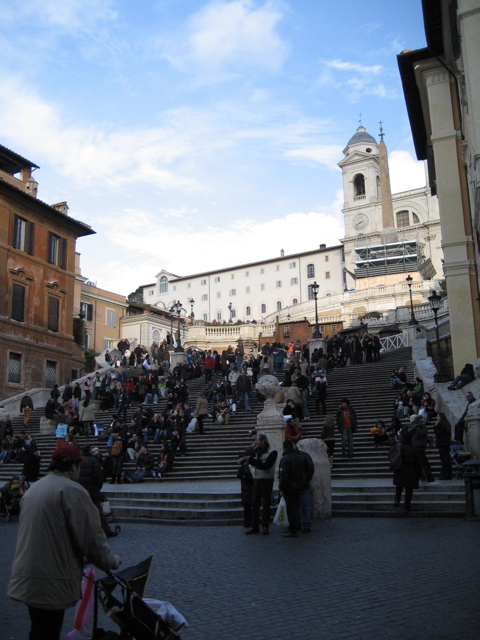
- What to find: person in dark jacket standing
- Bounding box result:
[246,434,277,535]
[336,398,357,458]
[407,415,436,484]
[278,440,309,538]
[297,446,314,533]
[237,446,254,528]
[237,368,252,412]
[79,445,117,537]
[434,412,453,480]
[393,430,422,512]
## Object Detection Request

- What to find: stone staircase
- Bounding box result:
[0,348,467,521]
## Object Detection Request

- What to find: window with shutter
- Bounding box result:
[12,215,35,254]
[48,296,59,332]
[11,284,25,322]
[106,309,117,327]
[48,233,67,268]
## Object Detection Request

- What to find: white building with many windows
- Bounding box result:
[142,244,344,324]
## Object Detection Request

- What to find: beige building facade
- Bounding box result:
[398,0,480,373]
[79,281,128,354]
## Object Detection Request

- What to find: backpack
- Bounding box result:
[389,443,403,471]
[110,439,123,457]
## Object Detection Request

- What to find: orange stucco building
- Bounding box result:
[0,143,94,399]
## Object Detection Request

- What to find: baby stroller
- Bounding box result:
[0,474,30,521]
[101,493,121,535]
[450,441,471,478]
[93,556,186,640]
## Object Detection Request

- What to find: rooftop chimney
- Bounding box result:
[51,201,69,215]
[25,177,38,198]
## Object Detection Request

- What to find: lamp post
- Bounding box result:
[189,298,195,324]
[228,302,233,323]
[428,290,448,382]
[169,306,175,348]
[311,281,321,338]
[406,275,419,326]
[171,301,184,352]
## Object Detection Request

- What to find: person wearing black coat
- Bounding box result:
[237,447,254,528]
[392,431,422,512]
[297,448,314,533]
[278,440,309,537]
[434,412,453,480]
[78,446,117,536]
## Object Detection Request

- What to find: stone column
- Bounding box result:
[298,438,332,520]
[464,401,480,458]
[256,375,285,473]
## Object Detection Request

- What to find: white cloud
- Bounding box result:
[161,0,288,78]
[83,201,345,294]
[0,78,220,193]
[389,150,427,193]
[285,144,343,169]
[321,58,397,103]
[325,59,382,75]
[5,0,117,32]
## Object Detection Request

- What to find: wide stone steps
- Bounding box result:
[2,347,464,520]
[331,484,466,517]
[94,480,467,526]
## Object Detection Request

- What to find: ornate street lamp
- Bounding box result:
[406,275,419,326]
[428,290,448,382]
[189,298,195,324]
[168,305,175,348]
[311,281,321,338]
[228,301,233,323]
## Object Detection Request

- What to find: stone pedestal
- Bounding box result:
[170,352,187,369]
[40,418,56,435]
[256,375,285,473]
[307,337,327,361]
[298,438,332,519]
[465,404,480,458]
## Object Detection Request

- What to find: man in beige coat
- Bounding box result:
[8,445,121,640]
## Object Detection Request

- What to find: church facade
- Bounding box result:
[142,125,442,331]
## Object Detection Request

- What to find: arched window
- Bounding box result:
[292,298,298,305]
[203,313,208,321]
[396,210,409,228]
[308,285,315,300]
[376,175,381,198]
[354,174,366,197]
[160,276,168,293]
[307,264,315,279]
[276,301,282,311]
[231,308,236,319]
[152,329,160,342]
[261,303,266,314]
[246,306,251,316]
[217,311,222,322]
[412,212,420,224]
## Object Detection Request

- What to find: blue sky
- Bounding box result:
[0,0,428,295]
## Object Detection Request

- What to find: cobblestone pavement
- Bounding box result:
[1,517,480,640]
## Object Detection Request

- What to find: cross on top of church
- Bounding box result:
[379,120,385,141]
